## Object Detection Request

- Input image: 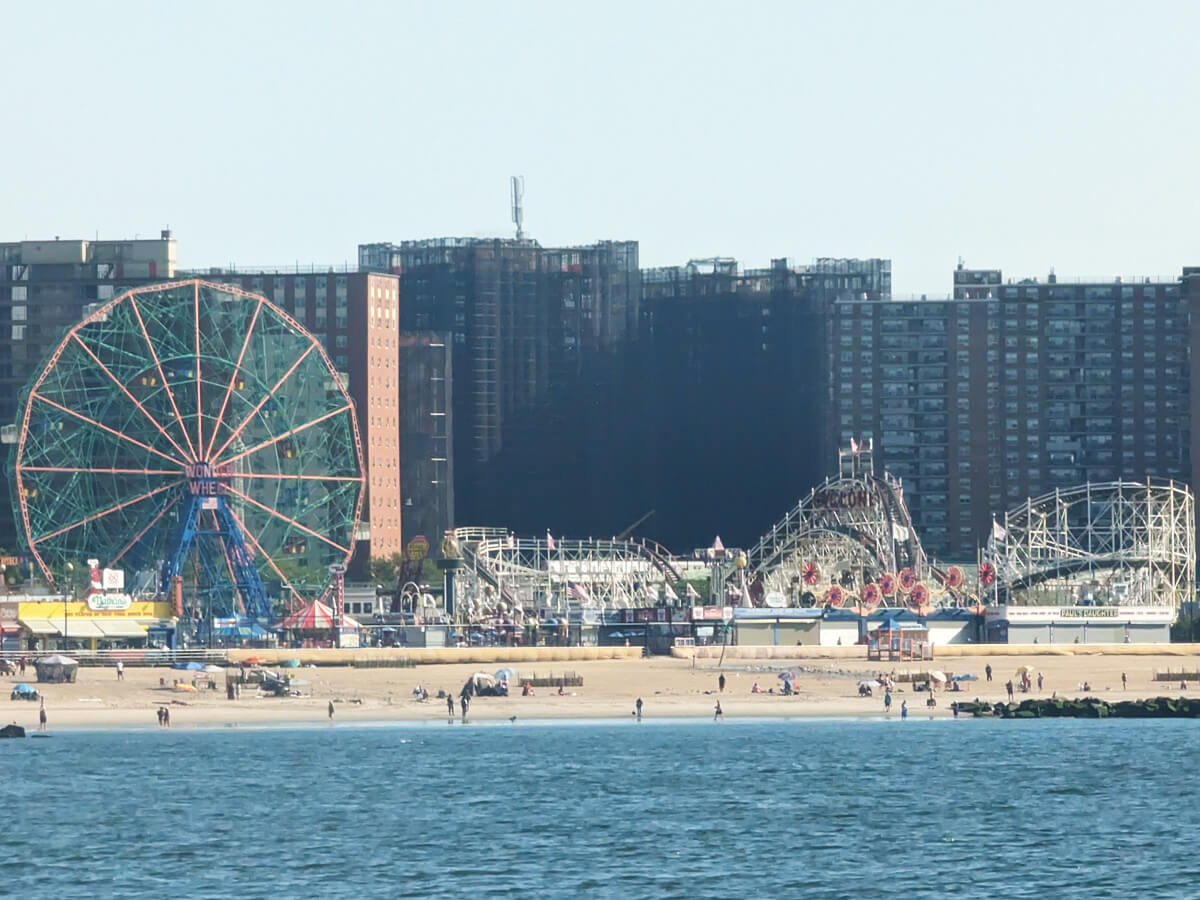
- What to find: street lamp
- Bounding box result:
[64,562,74,650]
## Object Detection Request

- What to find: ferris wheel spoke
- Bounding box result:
[224,483,352,555]
[69,334,195,462]
[18,465,182,477]
[231,472,365,483]
[127,292,199,460]
[225,504,302,602]
[31,393,187,469]
[110,493,182,566]
[210,342,318,462]
[32,479,184,544]
[204,299,264,461]
[217,403,352,469]
[194,282,205,456]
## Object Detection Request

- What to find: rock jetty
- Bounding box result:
[955,697,1200,718]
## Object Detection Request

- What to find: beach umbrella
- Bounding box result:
[1015,665,1036,676]
[929,671,948,682]
[495,667,517,681]
[40,655,77,666]
[778,672,798,682]
[858,680,878,690]
[953,673,979,682]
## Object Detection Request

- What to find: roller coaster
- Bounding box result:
[983,480,1194,611]
[447,455,1196,625]
[450,527,682,622]
[738,445,974,612]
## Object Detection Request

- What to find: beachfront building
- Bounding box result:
[828,263,1191,561]
[2,594,174,652]
[984,605,1173,644]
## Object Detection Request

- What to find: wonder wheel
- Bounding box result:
[9,280,364,621]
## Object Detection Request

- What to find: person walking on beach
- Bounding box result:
[38,698,46,732]
[328,701,335,721]
[162,707,170,728]
[635,697,643,720]
[157,708,164,727]
[900,700,908,719]
[116,660,124,681]
[714,701,723,721]
[1006,680,1015,701]
[884,691,892,714]
[447,694,456,718]
[460,695,469,721]
[718,673,726,693]
[985,664,993,682]
[1037,672,1044,691]
[1121,672,1127,690]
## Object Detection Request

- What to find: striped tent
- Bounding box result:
[278,599,361,631]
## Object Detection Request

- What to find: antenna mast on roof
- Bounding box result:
[510,176,525,240]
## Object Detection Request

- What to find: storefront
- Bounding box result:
[732,608,822,646]
[18,597,175,651]
[984,605,1173,644]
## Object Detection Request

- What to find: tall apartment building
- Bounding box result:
[0,234,179,549]
[360,238,643,537]
[830,263,1190,560]
[397,331,454,550]
[640,257,891,550]
[195,269,403,566]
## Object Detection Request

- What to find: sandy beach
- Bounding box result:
[6,648,1200,731]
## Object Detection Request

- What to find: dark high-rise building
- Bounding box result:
[0,234,179,549]
[360,238,644,538]
[397,331,454,548]
[639,257,891,551]
[830,263,1190,560]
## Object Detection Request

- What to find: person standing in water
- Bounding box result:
[714,701,723,721]
[328,701,335,721]
[38,698,47,732]
[900,700,908,719]
[635,697,644,720]
[447,693,456,718]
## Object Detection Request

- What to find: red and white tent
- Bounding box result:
[279,599,361,631]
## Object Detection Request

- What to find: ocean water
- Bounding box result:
[1,716,1197,898]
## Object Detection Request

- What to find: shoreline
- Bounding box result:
[5,652,1198,733]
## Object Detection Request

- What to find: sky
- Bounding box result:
[4,1,1199,296]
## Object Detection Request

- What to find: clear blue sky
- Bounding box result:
[5,1,1199,295]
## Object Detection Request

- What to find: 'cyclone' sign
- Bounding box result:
[812,483,875,511]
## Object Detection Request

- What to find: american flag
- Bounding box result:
[546,531,556,551]
[567,581,590,603]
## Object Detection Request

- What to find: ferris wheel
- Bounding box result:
[9,280,364,620]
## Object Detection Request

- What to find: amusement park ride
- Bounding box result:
[7,280,364,628]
